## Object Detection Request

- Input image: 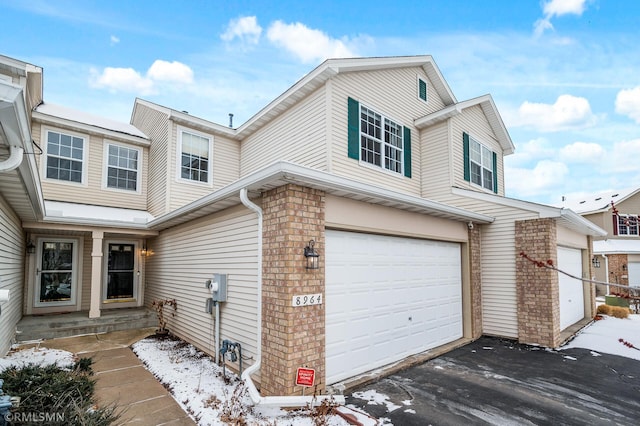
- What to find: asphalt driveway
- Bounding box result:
[346,336,640,425]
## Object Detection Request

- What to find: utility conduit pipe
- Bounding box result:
[239,188,344,408]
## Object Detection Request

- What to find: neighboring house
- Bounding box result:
[563,188,640,293]
[0,53,606,399]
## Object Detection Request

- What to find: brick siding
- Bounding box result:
[469,225,483,338]
[260,184,326,396]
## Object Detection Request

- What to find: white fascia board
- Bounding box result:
[415,104,462,127]
[0,81,45,219]
[32,111,150,146]
[150,161,494,230]
[452,187,606,236]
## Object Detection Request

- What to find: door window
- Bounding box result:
[37,239,77,306]
[106,244,135,300]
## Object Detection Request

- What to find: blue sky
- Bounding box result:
[2,0,639,206]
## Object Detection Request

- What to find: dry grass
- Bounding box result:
[597,304,613,315]
[610,306,630,319]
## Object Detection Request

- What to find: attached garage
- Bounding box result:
[325,230,463,384]
[557,247,585,330]
[627,262,640,288]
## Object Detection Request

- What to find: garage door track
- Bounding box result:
[347,336,640,425]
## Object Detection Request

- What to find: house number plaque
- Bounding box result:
[291,293,322,307]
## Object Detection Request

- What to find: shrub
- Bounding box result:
[610,306,630,319]
[597,304,612,315]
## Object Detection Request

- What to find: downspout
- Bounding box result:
[0,144,24,172]
[239,188,344,408]
[602,253,609,294]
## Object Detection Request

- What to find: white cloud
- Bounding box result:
[534,0,588,36]
[559,141,604,163]
[221,16,262,45]
[147,60,194,84]
[110,35,120,46]
[91,60,193,94]
[506,160,569,197]
[91,67,154,95]
[266,20,355,63]
[515,95,597,132]
[610,139,640,172]
[615,86,640,123]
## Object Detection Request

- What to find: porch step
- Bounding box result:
[16,308,157,342]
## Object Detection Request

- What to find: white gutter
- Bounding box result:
[239,187,345,408]
[0,142,23,172]
[602,253,610,295]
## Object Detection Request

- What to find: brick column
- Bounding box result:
[261,184,326,396]
[469,225,482,338]
[608,254,629,294]
[515,218,560,348]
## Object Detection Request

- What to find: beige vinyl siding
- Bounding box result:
[447,195,539,338]
[144,206,258,363]
[329,67,444,196]
[557,225,589,249]
[33,122,149,210]
[168,123,240,212]
[0,194,24,355]
[451,106,505,196]
[421,121,452,199]
[582,212,607,235]
[132,104,170,217]
[617,193,640,213]
[240,86,328,176]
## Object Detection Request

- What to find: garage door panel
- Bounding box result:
[326,230,463,384]
[557,247,585,330]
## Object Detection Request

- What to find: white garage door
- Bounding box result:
[627,262,640,288]
[557,247,585,330]
[325,230,462,384]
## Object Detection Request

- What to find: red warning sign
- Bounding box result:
[295,367,315,387]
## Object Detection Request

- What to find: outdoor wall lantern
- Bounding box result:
[304,239,320,270]
[592,257,600,268]
[141,245,148,257]
[26,240,35,255]
[622,263,627,272]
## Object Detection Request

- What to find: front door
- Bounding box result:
[35,238,78,308]
[105,243,136,301]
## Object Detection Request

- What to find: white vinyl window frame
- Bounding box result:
[42,127,88,187]
[176,126,213,186]
[618,214,639,236]
[102,141,142,193]
[468,135,495,192]
[359,104,404,175]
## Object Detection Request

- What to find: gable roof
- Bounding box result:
[34,102,149,143]
[559,187,640,214]
[414,94,515,155]
[134,55,457,141]
[593,239,640,255]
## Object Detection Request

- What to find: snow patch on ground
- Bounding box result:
[0,346,74,371]
[561,315,640,361]
[351,389,402,412]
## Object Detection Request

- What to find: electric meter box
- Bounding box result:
[210,273,228,302]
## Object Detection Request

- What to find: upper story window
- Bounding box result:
[178,128,212,184]
[45,130,84,183]
[347,97,412,178]
[105,143,140,192]
[617,214,639,236]
[463,132,497,193]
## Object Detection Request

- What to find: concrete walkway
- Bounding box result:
[21,328,195,425]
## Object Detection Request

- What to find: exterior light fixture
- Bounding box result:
[26,240,36,255]
[141,245,148,257]
[304,239,320,270]
[591,257,600,268]
[622,263,627,272]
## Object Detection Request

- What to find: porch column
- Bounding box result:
[89,231,104,318]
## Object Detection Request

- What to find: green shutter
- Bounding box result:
[463,132,470,182]
[347,97,360,160]
[403,126,412,178]
[492,151,498,193]
[419,79,427,101]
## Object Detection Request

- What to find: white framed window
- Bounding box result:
[469,136,495,191]
[44,129,86,184]
[618,214,639,236]
[104,142,141,192]
[417,77,428,103]
[177,127,212,185]
[35,238,79,307]
[360,104,404,174]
